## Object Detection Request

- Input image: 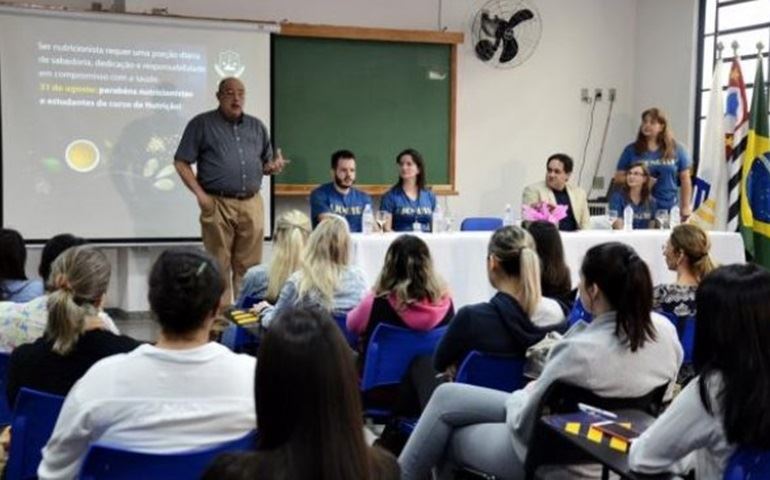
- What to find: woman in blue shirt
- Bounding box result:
[614,108,692,221]
[380,149,436,232]
[609,162,657,229]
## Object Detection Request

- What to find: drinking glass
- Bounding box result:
[655,209,669,229]
[607,209,619,228]
[375,211,388,233]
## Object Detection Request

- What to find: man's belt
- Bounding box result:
[206,190,256,200]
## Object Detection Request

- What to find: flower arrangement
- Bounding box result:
[522,201,569,225]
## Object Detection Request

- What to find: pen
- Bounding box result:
[577,402,618,419]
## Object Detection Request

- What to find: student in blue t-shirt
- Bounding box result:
[614,107,692,221]
[309,149,372,233]
[380,148,436,232]
[609,162,658,229]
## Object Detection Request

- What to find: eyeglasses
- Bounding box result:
[220,89,245,98]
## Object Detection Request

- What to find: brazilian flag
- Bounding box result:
[741,55,770,269]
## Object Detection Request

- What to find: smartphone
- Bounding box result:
[590,420,641,442]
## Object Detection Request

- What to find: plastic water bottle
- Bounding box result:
[669,206,681,228]
[503,203,514,226]
[432,204,444,233]
[361,204,374,234]
[623,205,634,231]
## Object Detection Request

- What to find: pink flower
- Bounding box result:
[522,201,569,225]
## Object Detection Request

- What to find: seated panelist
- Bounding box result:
[380,149,436,232]
[522,153,590,231]
[309,149,373,233]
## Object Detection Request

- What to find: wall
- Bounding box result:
[10,0,700,310]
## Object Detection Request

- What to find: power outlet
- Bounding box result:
[581,88,591,103]
[594,88,603,101]
[609,88,617,101]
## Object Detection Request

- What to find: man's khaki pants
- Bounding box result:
[200,194,264,304]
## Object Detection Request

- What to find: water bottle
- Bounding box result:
[503,203,514,226]
[432,203,444,233]
[669,206,681,228]
[361,204,374,234]
[623,205,634,231]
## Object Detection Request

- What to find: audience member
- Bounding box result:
[203,307,399,480]
[257,215,367,328]
[236,210,311,306]
[615,107,692,219]
[380,149,436,232]
[609,161,657,229]
[0,234,119,352]
[38,248,256,479]
[399,242,682,479]
[522,153,590,231]
[524,220,573,310]
[654,224,716,319]
[347,234,453,356]
[309,149,373,232]
[6,246,139,405]
[0,228,43,302]
[629,264,770,478]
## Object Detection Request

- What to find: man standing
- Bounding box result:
[522,153,590,231]
[174,77,285,301]
[309,150,373,232]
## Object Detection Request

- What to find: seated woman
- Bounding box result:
[347,234,453,355]
[257,215,367,328]
[0,228,43,302]
[236,210,311,307]
[609,161,657,229]
[525,220,574,313]
[6,246,139,405]
[654,224,715,319]
[203,307,400,480]
[433,226,562,375]
[399,242,682,479]
[629,264,770,479]
[38,249,256,479]
[379,149,436,232]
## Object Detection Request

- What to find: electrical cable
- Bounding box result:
[586,94,615,199]
[577,95,598,186]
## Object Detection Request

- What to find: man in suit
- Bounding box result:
[522,153,590,231]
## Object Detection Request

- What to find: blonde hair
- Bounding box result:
[488,226,542,316]
[670,224,717,281]
[297,215,351,308]
[45,246,110,355]
[374,235,447,309]
[266,210,311,303]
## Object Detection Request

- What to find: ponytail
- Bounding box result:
[518,247,542,316]
[46,287,98,354]
[691,254,716,281]
[488,226,543,316]
[266,211,311,303]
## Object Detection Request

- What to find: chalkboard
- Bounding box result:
[272,24,462,195]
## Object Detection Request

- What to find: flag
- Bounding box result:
[725,58,749,232]
[741,55,770,268]
[691,63,727,230]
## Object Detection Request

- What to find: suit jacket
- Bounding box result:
[521,181,591,230]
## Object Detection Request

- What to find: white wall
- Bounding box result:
[10,0,700,310]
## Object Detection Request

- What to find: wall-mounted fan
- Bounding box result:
[471,0,542,68]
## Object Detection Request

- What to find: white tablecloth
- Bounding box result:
[350,230,745,308]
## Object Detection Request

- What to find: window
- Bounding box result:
[695,0,770,168]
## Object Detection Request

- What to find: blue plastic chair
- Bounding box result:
[361,324,448,417]
[5,388,66,480]
[78,430,257,480]
[657,310,695,365]
[332,313,359,349]
[455,351,527,393]
[723,447,770,480]
[220,324,259,354]
[460,217,503,231]
[566,298,592,327]
[0,352,12,425]
[235,293,262,309]
[692,176,711,210]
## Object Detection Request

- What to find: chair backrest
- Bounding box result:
[361,324,447,392]
[78,430,257,480]
[692,176,711,210]
[0,352,12,425]
[460,217,503,232]
[723,447,770,480]
[566,298,592,327]
[332,313,359,349]
[455,351,526,393]
[220,324,259,354]
[5,388,66,480]
[235,293,262,309]
[655,310,695,365]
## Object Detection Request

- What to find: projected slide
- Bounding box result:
[0,8,271,240]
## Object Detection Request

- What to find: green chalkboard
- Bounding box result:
[272,29,458,195]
